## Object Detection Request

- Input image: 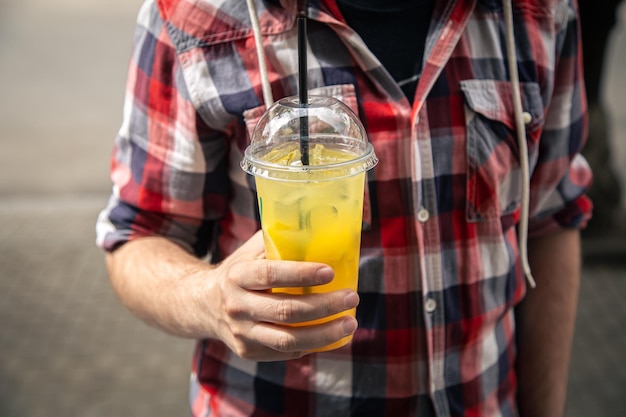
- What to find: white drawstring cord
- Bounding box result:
[246,0,274,107]
[503,0,536,288]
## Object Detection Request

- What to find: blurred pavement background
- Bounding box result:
[1,1,625,416]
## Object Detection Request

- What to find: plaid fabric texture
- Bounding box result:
[96,0,592,415]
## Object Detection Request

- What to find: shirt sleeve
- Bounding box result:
[95,0,230,257]
[527,0,593,238]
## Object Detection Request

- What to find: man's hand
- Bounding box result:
[106,231,359,362]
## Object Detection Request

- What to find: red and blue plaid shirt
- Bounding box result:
[96,0,592,415]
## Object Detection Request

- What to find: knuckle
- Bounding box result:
[325,295,336,317]
[255,261,276,287]
[222,297,245,319]
[259,261,279,287]
[232,342,252,360]
[274,332,298,352]
[230,331,254,359]
[275,299,297,323]
[236,346,255,360]
[230,325,245,341]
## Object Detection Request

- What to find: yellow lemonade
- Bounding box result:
[254,143,366,351]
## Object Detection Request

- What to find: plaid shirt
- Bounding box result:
[96,0,592,415]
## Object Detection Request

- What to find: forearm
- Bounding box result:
[105,237,216,339]
[104,233,358,361]
[515,228,581,417]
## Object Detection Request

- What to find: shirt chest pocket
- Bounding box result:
[460,79,544,222]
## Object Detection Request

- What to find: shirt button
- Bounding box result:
[425,298,437,313]
[522,111,532,125]
[417,208,430,223]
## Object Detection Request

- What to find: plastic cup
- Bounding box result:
[241,95,378,351]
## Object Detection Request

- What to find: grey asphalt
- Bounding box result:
[1,2,625,416]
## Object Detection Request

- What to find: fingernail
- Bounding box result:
[344,291,359,309]
[316,266,334,283]
[342,317,358,336]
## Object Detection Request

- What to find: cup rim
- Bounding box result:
[276,95,339,108]
[241,143,378,181]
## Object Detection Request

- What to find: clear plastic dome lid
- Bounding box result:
[241,95,378,180]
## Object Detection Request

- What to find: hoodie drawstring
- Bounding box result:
[246,0,274,106]
[503,0,536,288]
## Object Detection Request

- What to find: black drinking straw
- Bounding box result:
[297,15,310,166]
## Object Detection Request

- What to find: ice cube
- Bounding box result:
[308,204,339,230]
